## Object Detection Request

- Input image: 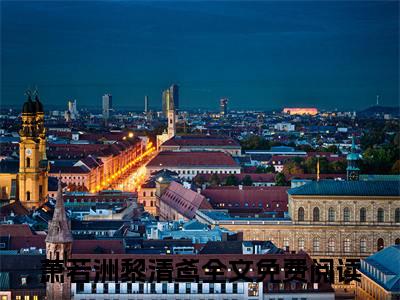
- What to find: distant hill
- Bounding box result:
[358,105,400,117]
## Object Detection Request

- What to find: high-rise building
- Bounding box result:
[66,99,78,120]
[102,94,112,123]
[169,84,179,110]
[162,84,179,116]
[220,98,228,116]
[144,95,149,114]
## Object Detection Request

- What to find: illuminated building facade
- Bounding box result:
[283,107,318,115]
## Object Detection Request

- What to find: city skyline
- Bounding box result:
[1,1,399,110]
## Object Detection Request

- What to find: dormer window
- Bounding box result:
[21,275,28,285]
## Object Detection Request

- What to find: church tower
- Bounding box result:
[46,179,73,300]
[18,93,49,210]
[167,108,176,139]
[346,135,361,181]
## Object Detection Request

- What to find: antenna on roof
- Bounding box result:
[317,157,320,182]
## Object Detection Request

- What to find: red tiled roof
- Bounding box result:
[0,224,33,237]
[288,173,346,180]
[194,173,276,183]
[10,235,46,249]
[73,239,125,254]
[160,182,212,219]
[162,135,240,147]
[147,151,239,168]
[49,165,90,174]
[0,201,29,217]
[201,186,289,213]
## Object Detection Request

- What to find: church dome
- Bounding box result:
[22,96,36,114]
[34,95,44,113]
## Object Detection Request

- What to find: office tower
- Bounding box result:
[144,95,149,114]
[102,94,112,123]
[67,99,78,120]
[220,98,228,116]
[169,84,179,110]
[162,89,172,116]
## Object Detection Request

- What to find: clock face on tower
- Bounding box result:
[349,171,358,181]
[25,148,32,156]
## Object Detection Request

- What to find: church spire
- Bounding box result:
[45,178,73,243]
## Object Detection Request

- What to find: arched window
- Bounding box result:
[395,208,400,223]
[343,238,351,253]
[313,238,320,253]
[343,207,350,222]
[298,238,305,251]
[360,238,367,253]
[360,207,366,222]
[395,238,400,245]
[313,207,320,222]
[328,207,335,222]
[26,191,30,201]
[377,238,384,251]
[26,158,30,168]
[283,238,290,250]
[298,207,305,221]
[377,208,384,222]
[328,238,335,253]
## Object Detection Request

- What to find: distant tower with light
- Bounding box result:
[346,135,361,181]
[102,94,112,124]
[144,95,149,114]
[220,98,228,116]
[46,178,73,300]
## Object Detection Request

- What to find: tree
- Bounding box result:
[240,135,270,150]
[275,172,288,186]
[241,175,253,186]
[209,174,221,186]
[194,175,206,187]
[224,174,239,186]
[391,160,400,174]
[255,165,275,173]
[283,161,304,176]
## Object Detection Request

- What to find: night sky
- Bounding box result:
[1,1,399,110]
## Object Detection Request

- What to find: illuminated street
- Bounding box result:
[109,142,157,192]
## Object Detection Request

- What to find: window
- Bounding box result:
[360,238,367,253]
[343,207,350,222]
[328,238,335,253]
[26,191,30,201]
[360,207,366,222]
[343,238,351,253]
[313,238,320,253]
[26,157,30,168]
[377,208,384,222]
[313,207,320,222]
[395,208,400,223]
[298,207,305,221]
[395,238,400,245]
[377,238,384,251]
[143,191,146,197]
[328,207,335,222]
[283,238,289,250]
[298,238,305,250]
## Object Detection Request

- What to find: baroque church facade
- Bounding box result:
[0,94,49,210]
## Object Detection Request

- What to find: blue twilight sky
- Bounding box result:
[1,1,399,110]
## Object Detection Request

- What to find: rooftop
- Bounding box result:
[288,180,400,197]
[147,151,239,168]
